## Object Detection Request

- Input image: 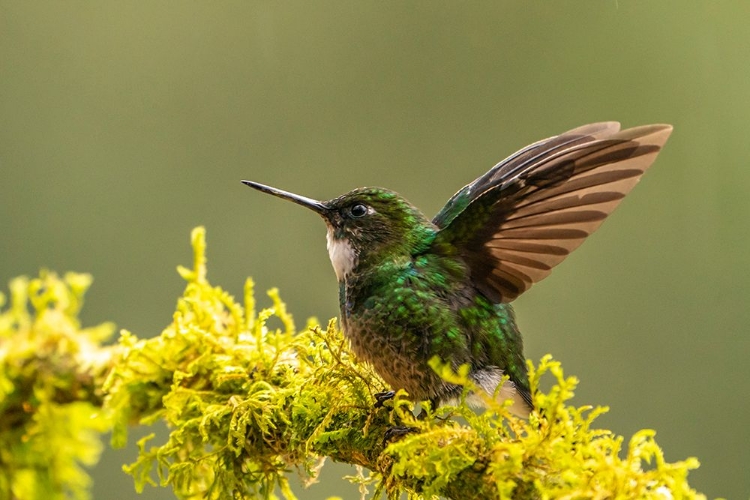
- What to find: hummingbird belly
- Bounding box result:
[343,314,530,417]
[340,259,531,416]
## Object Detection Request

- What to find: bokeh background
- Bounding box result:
[2,2,748,499]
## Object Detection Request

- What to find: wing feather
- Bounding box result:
[433,122,622,229]
[432,123,673,302]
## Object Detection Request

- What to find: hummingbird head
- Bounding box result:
[242,181,436,281]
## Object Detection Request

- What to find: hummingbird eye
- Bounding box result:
[349,203,369,218]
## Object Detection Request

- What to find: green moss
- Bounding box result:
[0,227,707,499]
[0,271,114,500]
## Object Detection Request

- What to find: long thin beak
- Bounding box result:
[241,180,329,215]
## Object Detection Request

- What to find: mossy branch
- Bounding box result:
[0,227,705,499]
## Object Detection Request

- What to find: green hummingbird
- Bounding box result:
[242,122,672,417]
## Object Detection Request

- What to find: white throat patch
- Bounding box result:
[326,228,357,282]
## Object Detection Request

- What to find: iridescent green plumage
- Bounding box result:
[243,122,673,417]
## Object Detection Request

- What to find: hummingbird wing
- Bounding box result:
[432,123,673,303]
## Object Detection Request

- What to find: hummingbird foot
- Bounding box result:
[383,425,418,444]
[373,390,396,408]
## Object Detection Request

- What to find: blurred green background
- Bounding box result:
[1,1,748,499]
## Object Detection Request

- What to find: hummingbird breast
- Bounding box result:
[339,255,464,397]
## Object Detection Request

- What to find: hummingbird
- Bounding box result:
[242,122,672,417]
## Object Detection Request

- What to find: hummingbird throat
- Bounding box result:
[326,228,357,282]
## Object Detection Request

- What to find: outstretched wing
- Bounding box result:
[432,123,673,303]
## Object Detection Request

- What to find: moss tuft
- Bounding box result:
[0,271,113,500]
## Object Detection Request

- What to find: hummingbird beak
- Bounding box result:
[241,180,330,215]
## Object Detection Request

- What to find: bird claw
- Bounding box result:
[373,390,396,408]
[383,426,418,444]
